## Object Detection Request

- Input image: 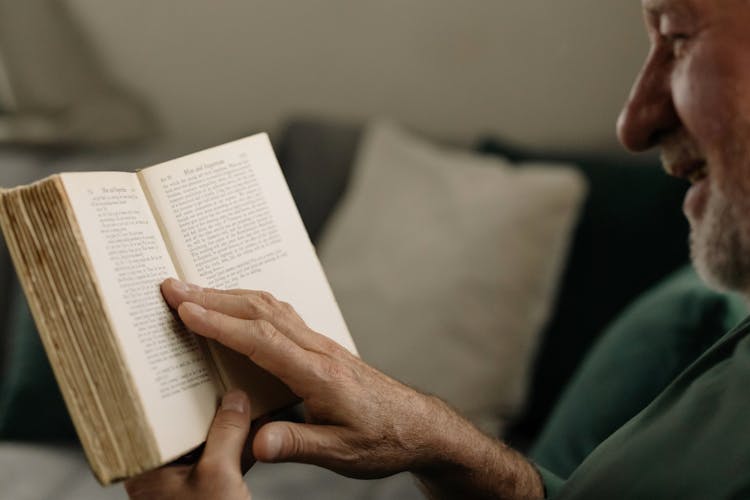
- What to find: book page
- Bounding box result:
[139,134,357,414]
[60,172,221,462]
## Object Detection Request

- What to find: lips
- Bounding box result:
[665,159,708,183]
[659,131,708,184]
[662,157,710,220]
[684,174,709,220]
[659,136,710,219]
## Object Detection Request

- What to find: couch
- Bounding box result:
[1,117,745,499]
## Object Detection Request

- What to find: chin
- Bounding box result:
[689,189,750,297]
[691,241,748,294]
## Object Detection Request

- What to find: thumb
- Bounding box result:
[253,421,349,466]
[201,390,252,469]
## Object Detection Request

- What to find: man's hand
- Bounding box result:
[124,390,253,500]
[160,278,438,478]
[160,278,544,498]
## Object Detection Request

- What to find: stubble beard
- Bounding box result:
[690,141,750,298]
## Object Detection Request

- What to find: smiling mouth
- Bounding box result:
[659,131,708,185]
[664,159,708,184]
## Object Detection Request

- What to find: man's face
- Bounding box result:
[618,0,750,295]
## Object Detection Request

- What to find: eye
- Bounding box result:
[660,32,690,59]
[657,13,695,59]
[668,33,690,58]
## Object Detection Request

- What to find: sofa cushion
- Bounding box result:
[477,138,691,443]
[530,265,748,478]
[275,119,362,244]
[319,120,587,434]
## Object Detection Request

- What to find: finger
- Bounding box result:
[253,421,354,469]
[163,280,310,343]
[241,415,270,473]
[162,279,344,355]
[161,278,257,310]
[124,466,189,499]
[178,301,312,386]
[201,390,252,470]
[162,278,290,310]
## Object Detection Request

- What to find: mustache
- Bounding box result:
[659,132,704,170]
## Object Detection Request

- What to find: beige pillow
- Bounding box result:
[318,121,586,434]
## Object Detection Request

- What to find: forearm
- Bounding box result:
[162,279,545,495]
[411,397,544,500]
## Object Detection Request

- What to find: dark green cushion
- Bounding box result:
[477,138,691,442]
[530,265,748,478]
[0,282,77,442]
[276,119,362,244]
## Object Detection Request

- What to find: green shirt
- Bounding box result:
[543,316,750,499]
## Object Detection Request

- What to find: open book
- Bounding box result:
[0,133,357,484]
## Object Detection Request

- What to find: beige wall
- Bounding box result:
[66,1,648,153]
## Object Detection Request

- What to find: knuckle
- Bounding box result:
[258,319,276,337]
[249,319,277,344]
[277,301,303,324]
[331,434,363,464]
[268,306,287,325]
[279,300,295,314]
[236,324,259,358]
[196,291,208,309]
[315,358,352,383]
[240,295,263,318]
[214,416,246,434]
[258,290,277,305]
[284,425,306,458]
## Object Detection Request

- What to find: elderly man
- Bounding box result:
[124,0,750,498]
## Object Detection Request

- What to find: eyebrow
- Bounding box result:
[643,0,668,11]
[643,0,695,16]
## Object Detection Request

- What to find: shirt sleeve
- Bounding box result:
[534,464,566,499]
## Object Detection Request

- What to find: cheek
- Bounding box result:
[676,46,750,199]
[671,51,733,150]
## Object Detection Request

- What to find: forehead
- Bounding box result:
[640,0,750,30]
[642,0,696,15]
[642,0,735,14]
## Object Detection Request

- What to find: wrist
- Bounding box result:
[409,395,493,473]
[408,395,544,500]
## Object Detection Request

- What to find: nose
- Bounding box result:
[617,47,681,151]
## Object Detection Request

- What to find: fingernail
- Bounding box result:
[221,391,247,413]
[181,302,206,316]
[265,430,282,460]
